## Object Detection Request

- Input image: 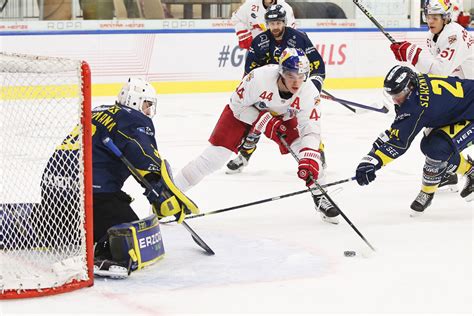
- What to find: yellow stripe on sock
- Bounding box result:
[457,154,472,175]
[421,185,439,194]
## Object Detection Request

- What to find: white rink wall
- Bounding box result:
[3,28,472,94]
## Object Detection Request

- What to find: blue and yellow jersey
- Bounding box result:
[91,104,161,193]
[244,27,325,88]
[373,74,474,166]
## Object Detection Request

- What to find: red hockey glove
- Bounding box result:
[236,30,253,50]
[297,148,321,187]
[390,41,422,66]
[457,12,471,28]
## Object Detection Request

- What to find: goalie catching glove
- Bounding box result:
[297,148,321,187]
[144,159,199,223]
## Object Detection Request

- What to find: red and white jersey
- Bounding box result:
[229,64,322,150]
[417,22,473,79]
[451,0,464,22]
[231,0,296,39]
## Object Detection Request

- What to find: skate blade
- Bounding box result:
[464,195,474,202]
[94,266,129,279]
[225,168,243,175]
[437,185,459,193]
[409,210,424,218]
[320,213,339,224]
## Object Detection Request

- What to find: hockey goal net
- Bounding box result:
[0,52,93,298]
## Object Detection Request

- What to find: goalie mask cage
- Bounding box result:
[0,52,93,299]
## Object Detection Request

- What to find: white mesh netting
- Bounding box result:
[0,53,90,293]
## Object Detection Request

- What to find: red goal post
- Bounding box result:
[0,52,94,298]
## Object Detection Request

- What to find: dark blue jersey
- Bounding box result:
[245,27,326,91]
[373,74,474,166]
[42,104,162,195]
[91,104,161,193]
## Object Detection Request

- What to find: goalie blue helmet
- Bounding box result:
[278,47,310,81]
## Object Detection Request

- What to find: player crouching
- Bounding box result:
[355,66,474,216]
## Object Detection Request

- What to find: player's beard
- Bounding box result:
[271,28,284,39]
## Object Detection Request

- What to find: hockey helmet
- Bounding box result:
[117,78,157,118]
[423,0,452,21]
[383,65,418,105]
[279,47,310,81]
[265,4,287,24]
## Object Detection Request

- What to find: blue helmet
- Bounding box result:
[278,48,310,80]
[383,65,418,96]
[265,4,287,24]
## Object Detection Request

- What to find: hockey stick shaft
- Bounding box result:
[279,135,376,252]
[102,137,215,255]
[321,91,389,114]
[162,176,356,223]
[321,89,356,113]
[353,0,397,44]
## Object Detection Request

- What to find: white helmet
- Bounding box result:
[117,78,157,118]
[423,0,452,21]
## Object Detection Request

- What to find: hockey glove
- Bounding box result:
[457,12,471,28]
[310,75,324,93]
[145,160,199,223]
[236,30,253,50]
[355,154,381,186]
[390,41,422,67]
[298,148,321,187]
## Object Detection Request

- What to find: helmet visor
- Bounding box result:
[142,98,157,118]
[280,66,308,81]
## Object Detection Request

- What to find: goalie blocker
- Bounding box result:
[94,214,165,279]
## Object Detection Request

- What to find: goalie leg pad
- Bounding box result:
[107,214,165,272]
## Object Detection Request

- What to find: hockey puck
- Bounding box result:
[344,251,356,257]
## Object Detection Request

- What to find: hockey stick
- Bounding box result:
[0,0,8,13]
[278,134,376,252]
[321,89,356,113]
[102,137,215,256]
[353,0,397,44]
[321,91,389,114]
[161,176,356,224]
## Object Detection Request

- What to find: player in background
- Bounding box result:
[231,0,296,50]
[174,48,340,224]
[451,0,472,28]
[389,0,473,192]
[43,78,198,278]
[355,66,474,216]
[227,4,326,174]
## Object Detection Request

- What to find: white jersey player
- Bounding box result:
[390,0,473,191]
[451,0,471,28]
[232,0,296,49]
[390,0,473,79]
[174,48,340,224]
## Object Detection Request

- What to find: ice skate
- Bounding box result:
[313,194,339,224]
[410,191,434,217]
[226,149,253,174]
[460,170,474,202]
[94,258,130,279]
[437,173,458,193]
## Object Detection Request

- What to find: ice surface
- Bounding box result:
[2,90,472,315]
